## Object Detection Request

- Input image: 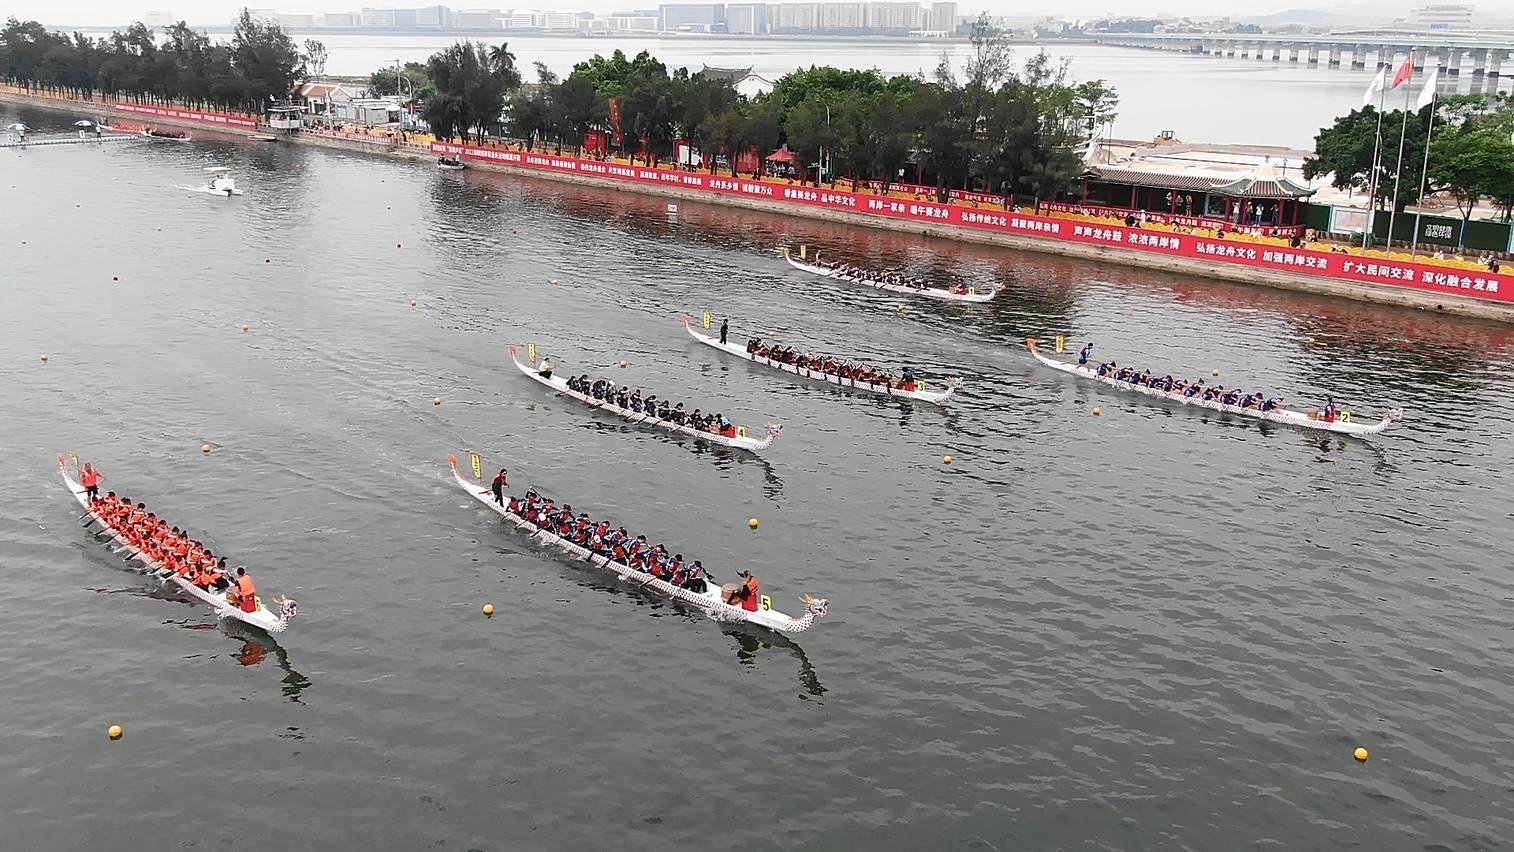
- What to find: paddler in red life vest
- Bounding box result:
[900,367,918,392]
[490,468,508,505]
[80,463,104,501]
[231,567,258,613]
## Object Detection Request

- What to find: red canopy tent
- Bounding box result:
[765,147,797,164]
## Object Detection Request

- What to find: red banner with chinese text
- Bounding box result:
[113,102,259,130]
[431,142,1512,305]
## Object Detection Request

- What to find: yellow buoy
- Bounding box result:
[619,360,628,368]
[432,396,443,406]
[1354,747,1370,763]
[1211,369,1220,377]
[1306,337,1316,345]
[107,724,123,741]
[1092,406,1103,416]
[240,324,249,333]
[40,353,48,363]
[483,603,495,617]
[201,443,212,454]
[943,454,953,464]
[748,518,759,530]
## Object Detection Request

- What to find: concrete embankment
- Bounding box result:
[6,89,1511,325]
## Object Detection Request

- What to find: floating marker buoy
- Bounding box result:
[1354,747,1369,763]
[20,240,25,245]
[619,360,628,368]
[1211,369,1220,377]
[483,603,495,617]
[943,454,953,464]
[433,396,443,406]
[410,299,417,307]
[40,353,48,363]
[396,243,402,248]
[107,724,123,741]
[201,443,212,454]
[264,258,270,263]
[111,276,118,282]
[1306,337,1316,345]
[748,518,759,530]
[240,324,249,332]
[1093,406,1103,416]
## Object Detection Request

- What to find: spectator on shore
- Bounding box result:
[1491,257,1502,274]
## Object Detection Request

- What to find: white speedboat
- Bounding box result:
[437,155,465,171]
[183,166,242,197]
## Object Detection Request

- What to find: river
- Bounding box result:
[3,106,1514,850]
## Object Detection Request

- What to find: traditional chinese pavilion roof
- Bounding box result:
[1210,162,1316,199]
[1083,159,1316,199]
[700,65,754,81]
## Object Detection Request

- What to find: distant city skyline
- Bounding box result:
[5,1,1448,28]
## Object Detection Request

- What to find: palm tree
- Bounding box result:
[487,43,515,77]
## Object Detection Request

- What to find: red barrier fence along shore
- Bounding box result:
[113,102,258,130]
[432,142,1513,308]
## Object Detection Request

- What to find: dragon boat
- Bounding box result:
[1025,338,1402,437]
[58,454,297,633]
[508,344,782,452]
[681,314,960,405]
[449,454,828,634]
[781,247,1001,303]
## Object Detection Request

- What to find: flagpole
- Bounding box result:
[1411,90,1438,258]
[1386,54,1416,256]
[1364,71,1388,253]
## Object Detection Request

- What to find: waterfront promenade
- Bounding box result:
[6,84,1511,323]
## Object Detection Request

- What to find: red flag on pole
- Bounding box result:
[1391,55,1413,89]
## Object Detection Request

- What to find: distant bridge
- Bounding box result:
[1094,31,1514,88]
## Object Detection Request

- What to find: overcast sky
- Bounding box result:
[6,1,1420,28]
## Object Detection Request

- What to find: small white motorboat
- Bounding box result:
[437,155,465,171]
[184,166,243,197]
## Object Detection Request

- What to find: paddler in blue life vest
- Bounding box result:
[1078,342,1093,365]
[490,469,508,505]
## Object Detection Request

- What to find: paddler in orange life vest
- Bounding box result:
[80,463,103,501]
[231,566,258,613]
[725,569,761,612]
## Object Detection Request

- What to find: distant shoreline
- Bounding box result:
[40,25,1083,45]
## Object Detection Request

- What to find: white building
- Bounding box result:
[277,13,315,28]
[453,8,503,28]
[1410,3,1475,29]
[508,10,543,28]
[607,14,660,31]
[360,7,397,27]
[928,1,957,33]
[865,2,923,32]
[542,9,577,29]
[240,7,278,24]
[415,5,452,26]
[323,12,359,26]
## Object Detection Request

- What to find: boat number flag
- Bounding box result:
[1054,335,1066,353]
[702,311,713,330]
[470,453,482,480]
[1417,66,1440,110]
[526,341,536,363]
[1362,66,1387,107]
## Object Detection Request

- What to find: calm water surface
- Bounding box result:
[3,107,1514,851]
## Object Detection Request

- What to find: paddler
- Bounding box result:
[231,567,258,613]
[720,318,729,345]
[537,356,554,379]
[80,463,104,501]
[490,468,508,505]
[1322,396,1338,423]
[1078,342,1094,365]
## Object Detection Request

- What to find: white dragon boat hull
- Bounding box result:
[781,248,1001,303]
[507,345,781,452]
[1025,339,1402,437]
[681,315,960,405]
[449,455,827,634]
[57,455,295,633]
